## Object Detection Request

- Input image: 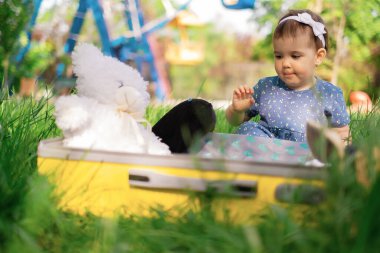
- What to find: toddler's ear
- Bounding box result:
[315,48,327,66]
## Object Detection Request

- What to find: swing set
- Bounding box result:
[17,0,255,99]
[164,0,255,65]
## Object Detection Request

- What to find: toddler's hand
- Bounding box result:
[232,85,255,112]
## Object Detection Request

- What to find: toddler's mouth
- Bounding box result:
[282,73,296,80]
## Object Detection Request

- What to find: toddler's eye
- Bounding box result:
[275,55,282,59]
[292,55,301,59]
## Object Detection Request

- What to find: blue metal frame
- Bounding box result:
[16,0,43,62]
[58,0,114,77]
[122,0,164,99]
[117,0,191,99]
[16,0,255,99]
[63,0,113,55]
[45,0,192,100]
[60,0,194,100]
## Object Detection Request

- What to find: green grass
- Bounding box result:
[0,92,379,253]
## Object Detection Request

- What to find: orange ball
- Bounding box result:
[349,91,372,105]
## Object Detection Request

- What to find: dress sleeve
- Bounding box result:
[246,79,263,118]
[326,89,350,127]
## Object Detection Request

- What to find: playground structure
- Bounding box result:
[17,0,256,99]
[164,10,206,66]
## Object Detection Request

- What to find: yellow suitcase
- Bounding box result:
[37,138,325,222]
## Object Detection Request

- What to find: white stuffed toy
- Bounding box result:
[54,43,170,155]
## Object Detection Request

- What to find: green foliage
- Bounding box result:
[0,0,33,59]
[343,0,380,47]
[251,35,273,61]
[17,41,54,78]
[0,0,34,86]
[350,100,380,145]
[213,108,237,133]
[170,24,247,99]
[0,91,59,250]
[146,103,172,125]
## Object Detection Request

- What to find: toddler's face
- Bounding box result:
[273,31,321,90]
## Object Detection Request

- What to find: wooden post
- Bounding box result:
[19,77,37,97]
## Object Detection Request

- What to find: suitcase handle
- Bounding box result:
[275,183,325,205]
[129,169,257,198]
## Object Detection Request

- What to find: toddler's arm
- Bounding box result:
[332,125,351,144]
[225,85,255,126]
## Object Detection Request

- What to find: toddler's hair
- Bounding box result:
[273,9,329,51]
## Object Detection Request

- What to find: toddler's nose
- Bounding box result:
[282,58,291,68]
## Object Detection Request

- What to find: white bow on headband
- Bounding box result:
[279,12,326,48]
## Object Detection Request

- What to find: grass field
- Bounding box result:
[0,92,379,253]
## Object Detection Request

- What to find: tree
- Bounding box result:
[0,0,33,93]
[341,0,380,95]
[321,0,380,91]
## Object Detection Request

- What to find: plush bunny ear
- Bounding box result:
[72,43,104,77]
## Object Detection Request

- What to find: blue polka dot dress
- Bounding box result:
[236,76,350,142]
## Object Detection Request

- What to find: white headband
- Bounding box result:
[279,12,326,48]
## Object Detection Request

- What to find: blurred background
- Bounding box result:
[1,0,379,102]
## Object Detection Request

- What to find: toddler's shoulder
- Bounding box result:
[254,76,279,89]
[317,79,344,96]
[318,79,342,94]
[257,76,278,84]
